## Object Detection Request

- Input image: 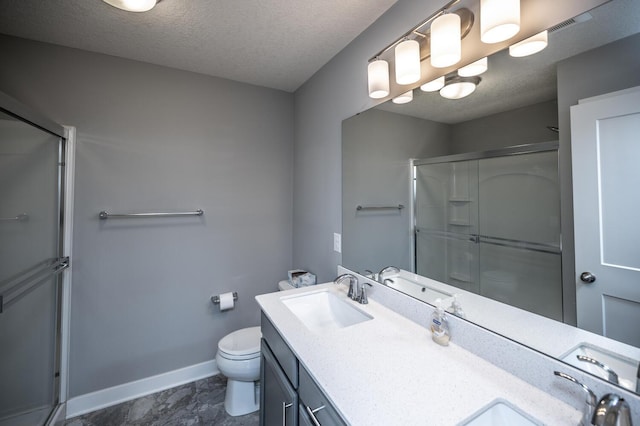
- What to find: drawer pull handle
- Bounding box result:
[306,404,326,426]
[282,401,293,426]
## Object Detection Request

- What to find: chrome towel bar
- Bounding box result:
[99,210,204,220]
[356,204,404,211]
[0,213,28,221]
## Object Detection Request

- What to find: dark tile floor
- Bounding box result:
[65,375,259,426]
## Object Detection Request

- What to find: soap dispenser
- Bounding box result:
[450,294,466,319]
[430,298,450,346]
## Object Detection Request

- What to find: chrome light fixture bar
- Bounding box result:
[367,0,473,98]
[367,0,608,100]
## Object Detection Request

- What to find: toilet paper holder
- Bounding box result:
[211,292,238,304]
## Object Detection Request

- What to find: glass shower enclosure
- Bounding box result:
[0,93,69,426]
[414,142,562,321]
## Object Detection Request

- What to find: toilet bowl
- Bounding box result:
[216,326,262,416]
[215,280,294,416]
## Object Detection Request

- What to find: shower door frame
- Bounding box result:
[411,141,562,314]
[0,90,74,426]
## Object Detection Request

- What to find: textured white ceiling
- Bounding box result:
[0,0,398,92]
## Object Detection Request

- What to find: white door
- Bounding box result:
[571,87,640,347]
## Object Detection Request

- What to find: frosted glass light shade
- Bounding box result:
[392,90,414,104]
[395,40,421,85]
[440,81,477,99]
[103,0,158,12]
[421,76,445,92]
[480,0,520,44]
[431,13,462,68]
[458,57,488,77]
[509,30,548,57]
[368,59,390,99]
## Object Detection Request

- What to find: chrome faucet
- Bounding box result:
[576,355,619,385]
[334,273,357,299]
[357,281,373,304]
[592,394,633,426]
[554,371,597,426]
[333,273,372,304]
[554,371,634,426]
[378,265,399,283]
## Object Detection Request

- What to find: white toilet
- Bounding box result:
[215,280,295,416]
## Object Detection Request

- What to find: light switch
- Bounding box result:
[333,233,341,253]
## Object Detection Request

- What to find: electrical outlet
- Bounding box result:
[333,233,341,253]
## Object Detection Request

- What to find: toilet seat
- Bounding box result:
[218,326,261,360]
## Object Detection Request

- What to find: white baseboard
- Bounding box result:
[66,360,219,419]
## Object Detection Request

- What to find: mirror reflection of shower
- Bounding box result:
[414,144,562,321]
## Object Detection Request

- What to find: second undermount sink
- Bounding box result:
[459,400,542,426]
[281,289,373,332]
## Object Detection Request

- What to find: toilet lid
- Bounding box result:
[218,326,262,357]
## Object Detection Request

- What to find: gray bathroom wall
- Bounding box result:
[293,0,443,282]
[0,34,294,397]
[449,99,559,154]
[556,32,640,326]
[342,109,450,274]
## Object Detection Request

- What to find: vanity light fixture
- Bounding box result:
[439,76,480,100]
[457,57,488,77]
[480,0,520,44]
[366,2,475,99]
[509,30,548,57]
[395,39,421,85]
[102,0,159,12]
[367,58,390,99]
[392,90,414,104]
[431,12,462,68]
[420,76,445,92]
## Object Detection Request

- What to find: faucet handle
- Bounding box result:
[358,282,373,304]
[554,371,597,425]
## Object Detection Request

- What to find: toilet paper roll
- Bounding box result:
[218,292,235,311]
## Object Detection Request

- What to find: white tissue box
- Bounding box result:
[288,269,317,288]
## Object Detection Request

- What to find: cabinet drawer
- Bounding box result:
[299,364,347,426]
[261,312,298,388]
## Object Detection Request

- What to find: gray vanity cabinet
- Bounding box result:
[298,366,347,426]
[260,313,347,426]
[261,340,298,425]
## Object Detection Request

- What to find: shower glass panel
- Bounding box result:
[0,109,64,426]
[478,151,562,321]
[414,146,562,320]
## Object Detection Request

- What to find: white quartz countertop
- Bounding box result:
[256,283,583,425]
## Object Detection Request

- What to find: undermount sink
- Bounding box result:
[560,343,639,391]
[281,289,373,332]
[459,400,542,426]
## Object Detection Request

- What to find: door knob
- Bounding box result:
[580,272,596,283]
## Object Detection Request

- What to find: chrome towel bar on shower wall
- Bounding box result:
[98,210,204,220]
[356,204,404,211]
[0,213,29,221]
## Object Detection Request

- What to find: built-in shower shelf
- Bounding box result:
[449,272,472,283]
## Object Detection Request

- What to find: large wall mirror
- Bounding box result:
[342,0,640,395]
